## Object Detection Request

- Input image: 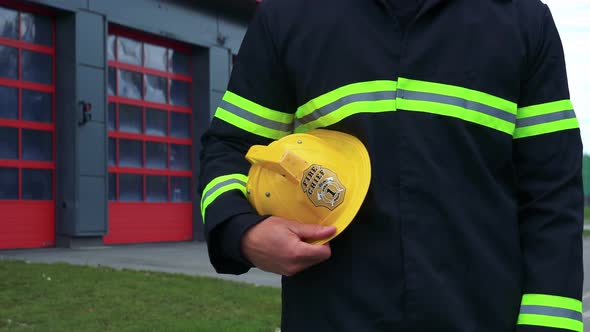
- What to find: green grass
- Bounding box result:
[0,260,281,332]
[585,207,590,222]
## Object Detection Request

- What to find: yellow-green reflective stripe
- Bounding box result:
[200,174,248,222]
[396,98,514,135]
[295,91,397,128]
[521,294,583,312]
[518,99,574,119]
[294,99,396,133]
[398,77,517,114]
[215,108,290,140]
[223,91,293,124]
[296,80,397,119]
[514,117,579,139]
[517,314,583,332]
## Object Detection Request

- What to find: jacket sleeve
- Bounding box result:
[514,6,584,332]
[198,2,295,275]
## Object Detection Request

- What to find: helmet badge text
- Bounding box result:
[301,164,346,210]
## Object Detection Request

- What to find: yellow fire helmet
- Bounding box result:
[245,129,371,245]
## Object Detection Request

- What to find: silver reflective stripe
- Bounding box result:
[219,100,293,132]
[201,178,247,205]
[519,305,583,321]
[398,89,516,123]
[295,91,397,127]
[516,110,576,128]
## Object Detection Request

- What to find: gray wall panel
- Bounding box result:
[210,46,230,91]
[74,11,107,236]
[192,47,210,240]
[89,0,218,48]
[55,13,78,238]
[27,0,87,12]
[77,65,105,124]
[78,176,106,234]
[76,11,105,67]
[218,16,247,54]
[78,122,105,177]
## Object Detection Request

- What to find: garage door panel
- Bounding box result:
[0,4,55,249]
[0,201,54,249]
[106,26,193,244]
[104,202,192,244]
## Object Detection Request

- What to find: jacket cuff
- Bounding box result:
[517,326,578,332]
[516,293,583,332]
[207,213,268,274]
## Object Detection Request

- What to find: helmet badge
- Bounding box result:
[301,164,346,210]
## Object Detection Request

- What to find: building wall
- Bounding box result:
[16,0,252,245]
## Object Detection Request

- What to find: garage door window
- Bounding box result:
[107,26,192,203]
[0,5,54,201]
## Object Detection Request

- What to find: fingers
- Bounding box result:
[283,242,332,276]
[288,222,337,242]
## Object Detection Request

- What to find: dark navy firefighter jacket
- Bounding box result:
[199,0,584,331]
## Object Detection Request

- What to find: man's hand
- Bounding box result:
[241,217,336,276]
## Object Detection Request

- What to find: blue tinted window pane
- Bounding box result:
[0,167,17,199]
[22,90,52,123]
[119,139,142,168]
[171,176,191,202]
[0,85,17,120]
[0,7,18,39]
[170,80,190,107]
[23,50,52,84]
[146,176,167,202]
[146,108,167,136]
[23,130,52,161]
[117,37,141,66]
[170,112,190,138]
[108,67,116,96]
[119,104,142,134]
[170,144,190,170]
[168,50,189,74]
[107,35,116,61]
[118,70,142,100]
[0,127,18,160]
[108,138,116,166]
[146,142,167,169]
[0,45,17,79]
[108,103,116,131]
[109,173,116,201]
[145,44,167,71]
[22,169,52,200]
[145,74,167,103]
[20,12,52,46]
[119,174,142,202]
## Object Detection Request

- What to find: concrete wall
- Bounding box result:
[26,0,249,245]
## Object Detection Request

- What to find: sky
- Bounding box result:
[542,0,590,152]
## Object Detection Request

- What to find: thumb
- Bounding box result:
[289,222,337,242]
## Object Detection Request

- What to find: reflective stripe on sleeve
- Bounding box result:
[294,80,397,133]
[214,91,294,140]
[514,99,579,139]
[517,294,583,332]
[396,77,517,135]
[200,174,248,222]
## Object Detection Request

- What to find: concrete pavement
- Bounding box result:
[0,241,281,287]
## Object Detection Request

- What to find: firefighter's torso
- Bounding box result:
[266,0,543,331]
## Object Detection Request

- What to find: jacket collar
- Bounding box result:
[374,0,449,18]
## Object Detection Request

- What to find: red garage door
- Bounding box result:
[104,26,193,244]
[0,3,55,249]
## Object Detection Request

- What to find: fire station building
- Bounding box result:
[0,0,255,249]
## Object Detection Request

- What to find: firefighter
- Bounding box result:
[199,0,584,331]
